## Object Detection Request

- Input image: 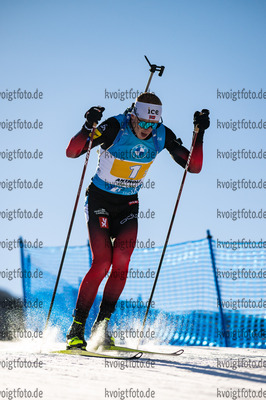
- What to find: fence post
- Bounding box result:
[19,237,27,303]
[206,230,229,347]
[87,239,92,268]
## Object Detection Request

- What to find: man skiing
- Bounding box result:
[65,92,210,349]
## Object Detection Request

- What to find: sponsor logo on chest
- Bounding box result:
[131,144,149,159]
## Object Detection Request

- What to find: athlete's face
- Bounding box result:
[130,115,154,140]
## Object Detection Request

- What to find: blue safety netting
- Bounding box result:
[20,234,266,348]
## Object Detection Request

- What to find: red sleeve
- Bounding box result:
[66,117,121,158]
[66,128,90,158]
[188,131,204,173]
[164,127,204,173]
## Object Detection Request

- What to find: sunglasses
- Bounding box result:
[137,120,158,130]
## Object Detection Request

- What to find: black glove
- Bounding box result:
[193,109,210,131]
[84,106,105,129]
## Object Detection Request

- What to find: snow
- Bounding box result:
[0,332,265,400]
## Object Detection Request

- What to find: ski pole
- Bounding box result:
[138,127,200,347]
[44,126,96,332]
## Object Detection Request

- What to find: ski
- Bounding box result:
[51,349,143,359]
[103,345,184,357]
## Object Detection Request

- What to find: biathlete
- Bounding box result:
[65,92,210,349]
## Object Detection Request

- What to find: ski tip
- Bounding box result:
[133,352,143,359]
[173,349,184,356]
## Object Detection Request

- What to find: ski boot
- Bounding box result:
[66,319,87,350]
[89,317,115,348]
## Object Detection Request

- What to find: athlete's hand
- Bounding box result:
[193,109,210,132]
[84,106,105,129]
